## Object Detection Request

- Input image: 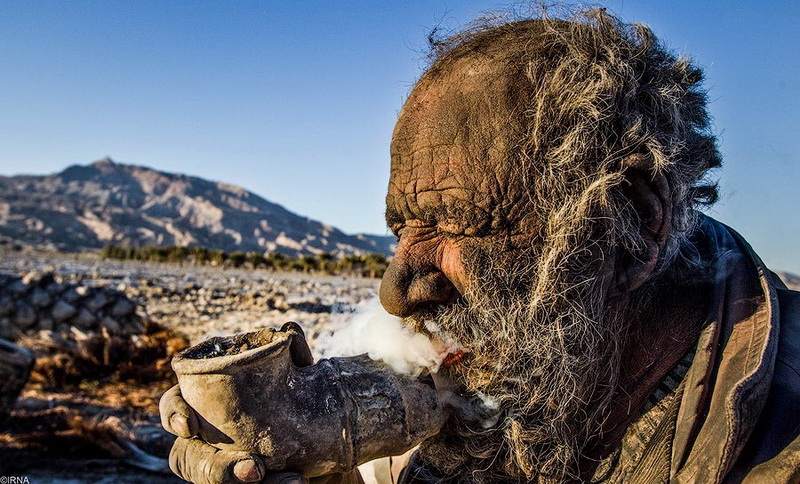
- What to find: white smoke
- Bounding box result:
[323,298,460,377]
[320,297,501,427]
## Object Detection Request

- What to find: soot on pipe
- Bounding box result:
[172,322,448,477]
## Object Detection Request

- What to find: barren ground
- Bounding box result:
[0,251,379,482]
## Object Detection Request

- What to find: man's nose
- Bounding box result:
[379,256,456,318]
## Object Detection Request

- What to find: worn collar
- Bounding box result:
[672,215,781,482]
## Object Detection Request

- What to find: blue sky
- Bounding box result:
[0,1,798,273]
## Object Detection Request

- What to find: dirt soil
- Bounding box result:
[1,380,181,483]
[0,252,380,483]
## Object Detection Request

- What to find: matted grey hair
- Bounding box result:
[425,6,721,278]
[409,7,722,482]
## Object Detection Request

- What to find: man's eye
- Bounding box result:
[436,221,466,237]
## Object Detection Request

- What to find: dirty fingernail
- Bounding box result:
[170,414,189,435]
[233,459,263,482]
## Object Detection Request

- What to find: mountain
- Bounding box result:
[0,158,395,257]
[777,271,800,291]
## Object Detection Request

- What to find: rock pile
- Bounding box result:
[129,275,377,351]
[0,252,381,355]
[129,279,290,321]
[0,272,144,342]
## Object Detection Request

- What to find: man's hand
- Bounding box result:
[160,385,308,484]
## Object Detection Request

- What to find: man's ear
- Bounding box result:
[614,160,672,294]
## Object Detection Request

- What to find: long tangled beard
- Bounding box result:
[411,246,628,483]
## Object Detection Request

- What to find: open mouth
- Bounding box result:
[425,323,470,370]
[402,310,469,371]
[440,349,469,368]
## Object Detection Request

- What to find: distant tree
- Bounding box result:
[363,253,388,278]
[167,246,189,263]
[247,252,267,269]
[267,252,290,271]
[336,254,365,277]
[229,251,247,268]
[209,250,228,266]
[315,252,335,274]
[155,246,170,262]
[190,246,210,265]
[299,254,316,273]
[101,244,121,259]
[96,243,388,277]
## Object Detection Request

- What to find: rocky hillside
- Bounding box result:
[0,158,394,256]
[777,271,800,291]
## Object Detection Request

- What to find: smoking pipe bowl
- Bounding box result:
[171,323,447,477]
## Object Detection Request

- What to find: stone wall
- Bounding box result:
[0,272,144,342]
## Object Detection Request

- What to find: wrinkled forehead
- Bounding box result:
[392,52,517,162]
[388,54,523,225]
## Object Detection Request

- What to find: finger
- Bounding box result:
[160,385,200,438]
[169,437,265,484]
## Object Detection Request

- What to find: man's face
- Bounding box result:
[381,53,536,319]
[380,56,626,482]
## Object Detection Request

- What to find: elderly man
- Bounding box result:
[160,9,800,483]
